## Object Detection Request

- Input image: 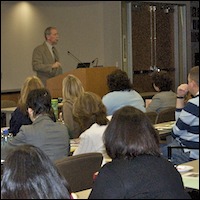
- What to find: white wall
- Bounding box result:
[1,1,121,91]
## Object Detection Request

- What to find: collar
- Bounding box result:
[45,41,53,50]
[193,91,199,98]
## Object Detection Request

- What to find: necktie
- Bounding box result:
[52,46,58,62]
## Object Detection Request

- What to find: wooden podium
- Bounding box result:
[46,66,117,98]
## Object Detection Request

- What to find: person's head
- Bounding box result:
[26,88,53,122]
[62,74,84,102]
[18,76,44,113]
[151,70,172,92]
[73,92,108,132]
[188,66,199,96]
[44,26,59,45]
[107,69,133,92]
[1,144,71,199]
[103,106,160,160]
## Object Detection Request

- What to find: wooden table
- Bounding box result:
[154,121,175,141]
[70,139,80,153]
[1,107,16,127]
[178,159,199,190]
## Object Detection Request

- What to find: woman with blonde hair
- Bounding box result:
[9,76,44,136]
[62,74,84,138]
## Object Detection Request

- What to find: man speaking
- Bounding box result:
[32,26,62,86]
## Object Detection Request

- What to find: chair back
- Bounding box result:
[55,153,103,192]
[155,107,176,124]
[145,111,157,124]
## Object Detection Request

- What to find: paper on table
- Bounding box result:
[176,165,194,173]
[182,172,199,190]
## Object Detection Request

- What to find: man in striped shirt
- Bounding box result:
[161,66,199,165]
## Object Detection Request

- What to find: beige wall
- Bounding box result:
[1,1,121,91]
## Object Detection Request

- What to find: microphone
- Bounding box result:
[67,51,88,68]
[91,58,98,67]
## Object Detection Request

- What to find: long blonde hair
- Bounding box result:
[62,74,84,103]
[18,76,44,113]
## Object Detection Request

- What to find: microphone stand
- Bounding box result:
[91,58,98,67]
[67,51,88,68]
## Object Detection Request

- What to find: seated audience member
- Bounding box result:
[72,92,110,161]
[161,66,199,165]
[1,88,70,162]
[102,69,145,115]
[62,74,84,139]
[146,70,176,113]
[89,106,191,199]
[1,144,71,199]
[9,76,44,136]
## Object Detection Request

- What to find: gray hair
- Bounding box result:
[44,26,57,40]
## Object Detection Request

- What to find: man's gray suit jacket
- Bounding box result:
[32,42,62,86]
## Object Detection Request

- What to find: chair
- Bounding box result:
[167,146,199,161]
[155,107,176,124]
[145,111,157,124]
[55,153,103,192]
[1,100,17,127]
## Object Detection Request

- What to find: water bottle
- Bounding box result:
[1,129,13,146]
[3,129,9,143]
[51,99,58,120]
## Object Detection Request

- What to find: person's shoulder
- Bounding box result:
[33,42,46,50]
[131,90,144,98]
[153,92,164,99]
[12,107,20,113]
[131,89,141,95]
[102,92,114,100]
[12,107,26,116]
[187,95,199,105]
[55,121,69,131]
[79,124,101,138]
[106,91,124,96]
[63,100,73,106]
[160,91,176,95]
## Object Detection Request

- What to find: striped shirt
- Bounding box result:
[172,93,199,159]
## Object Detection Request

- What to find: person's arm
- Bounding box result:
[176,84,188,109]
[62,103,74,133]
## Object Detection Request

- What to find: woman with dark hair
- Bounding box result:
[102,69,145,115]
[146,70,176,113]
[1,144,71,199]
[89,106,190,199]
[1,88,70,162]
